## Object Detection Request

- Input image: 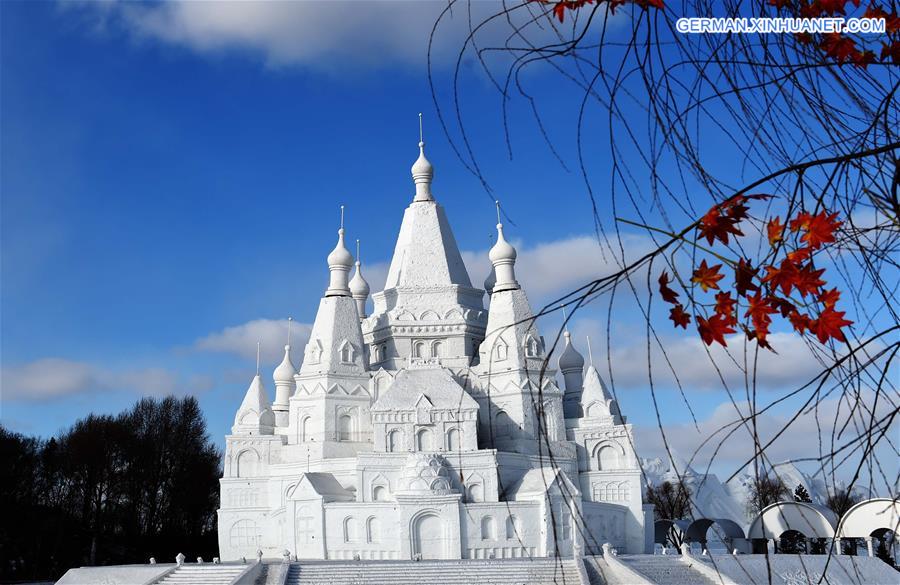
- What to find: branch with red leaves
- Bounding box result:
[648,195,853,350]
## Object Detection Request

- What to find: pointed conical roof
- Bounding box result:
[581,364,621,421]
[383,195,473,291]
[232,374,275,434]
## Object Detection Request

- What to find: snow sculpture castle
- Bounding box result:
[218,133,652,562]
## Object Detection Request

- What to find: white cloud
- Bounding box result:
[607,331,831,392]
[64,0,596,71]
[633,393,899,481]
[460,232,653,303]
[194,318,313,363]
[1,358,213,402]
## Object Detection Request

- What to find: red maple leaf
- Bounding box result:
[669,305,691,329]
[745,292,777,341]
[820,33,861,63]
[789,310,813,334]
[692,259,725,292]
[789,211,814,232]
[658,271,680,304]
[763,258,801,296]
[697,315,736,347]
[810,307,853,343]
[801,210,842,249]
[735,258,760,297]
[698,206,743,245]
[819,288,840,309]
[793,263,827,297]
[787,246,813,263]
[881,41,900,65]
[768,296,796,318]
[767,217,785,246]
[714,291,738,325]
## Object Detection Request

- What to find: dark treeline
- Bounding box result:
[0,396,221,582]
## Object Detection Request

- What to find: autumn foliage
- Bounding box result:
[658,195,852,350]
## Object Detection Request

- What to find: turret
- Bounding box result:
[349,240,370,319]
[489,203,519,293]
[272,343,295,426]
[232,371,275,436]
[558,330,585,418]
[325,207,354,297]
[411,113,434,202]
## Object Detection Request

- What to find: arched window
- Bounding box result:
[372,345,381,363]
[467,482,484,503]
[343,517,357,543]
[447,428,460,451]
[373,485,388,502]
[300,416,311,443]
[431,341,442,358]
[367,516,380,543]
[413,341,425,358]
[495,342,508,361]
[387,429,402,452]
[495,411,513,437]
[525,336,540,357]
[481,516,496,540]
[416,428,432,451]
[339,414,353,442]
[506,515,519,539]
[596,445,620,470]
[229,519,260,548]
[236,449,259,478]
[340,342,353,364]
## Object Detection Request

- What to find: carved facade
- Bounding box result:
[217,140,651,561]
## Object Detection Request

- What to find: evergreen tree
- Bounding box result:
[793,484,812,503]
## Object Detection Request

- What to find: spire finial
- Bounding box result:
[586,336,594,366]
[256,341,261,376]
[356,239,360,263]
[340,205,345,230]
[495,200,502,225]
[411,114,434,202]
[287,317,293,347]
[561,305,569,333]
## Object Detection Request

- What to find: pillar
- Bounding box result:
[833,537,842,555]
[865,536,874,557]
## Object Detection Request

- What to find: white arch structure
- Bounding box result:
[835,497,900,558]
[747,501,837,542]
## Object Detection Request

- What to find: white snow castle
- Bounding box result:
[217,135,653,562]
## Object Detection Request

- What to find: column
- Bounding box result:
[865,536,874,558]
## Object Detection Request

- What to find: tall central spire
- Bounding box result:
[381,116,473,293]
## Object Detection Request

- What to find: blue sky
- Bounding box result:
[2,1,894,487]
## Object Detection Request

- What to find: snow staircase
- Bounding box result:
[286,558,582,585]
[614,555,716,585]
[154,564,247,585]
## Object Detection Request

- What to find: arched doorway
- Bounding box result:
[412,513,444,559]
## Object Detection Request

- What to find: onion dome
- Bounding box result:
[273,344,296,383]
[327,227,354,268]
[488,223,517,264]
[349,247,370,319]
[489,213,519,293]
[557,331,585,372]
[325,218,354,297]
[349,260,370,298]
[412,114,434,202]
